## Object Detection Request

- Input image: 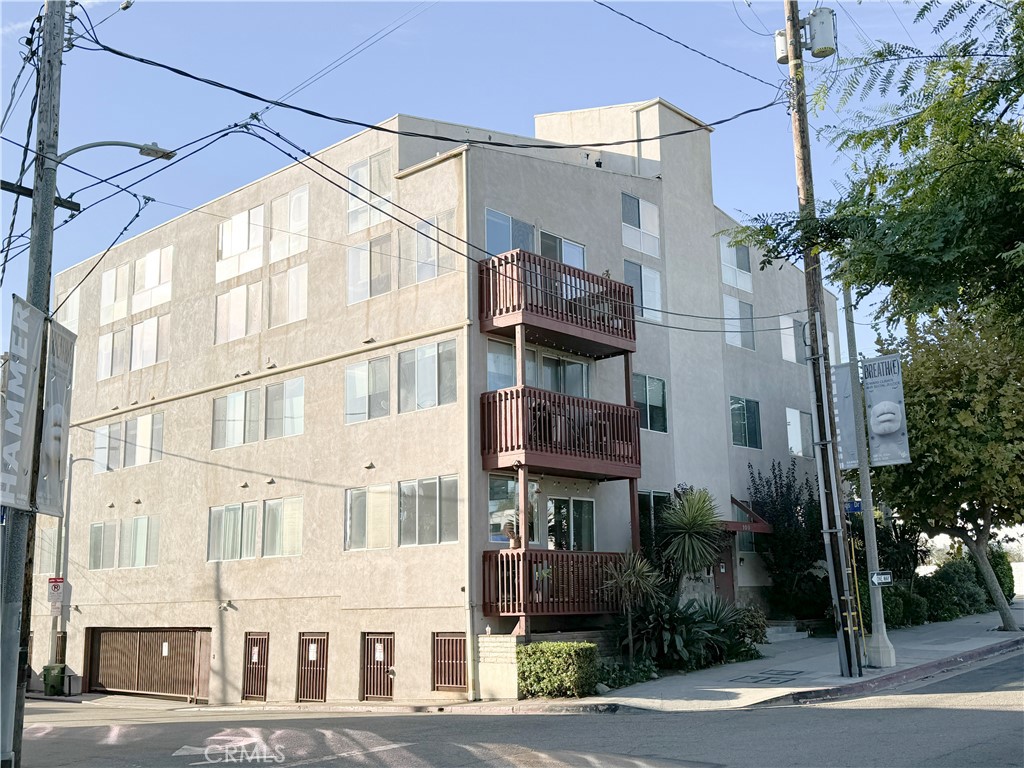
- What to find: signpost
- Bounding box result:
[869,571,894,587]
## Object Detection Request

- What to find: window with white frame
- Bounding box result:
[398,340,456,412]
[96,329,128,380]
[118,515,160,568]
[345,485,391,550]
[348,150,392,233]
[488,474,542,544]
[345,357,389,423]
[93,423,122,473]
[262,497,302,557]
[720,236,752,293]
[123,413,164,468]
[780,316,808,364]
[215,282,262,344]
[546,497,595,551]
[99,263,129,325]
[540,231,585,269]
[730,396,762,449]
[724,295,755,350]
[88,521,117,570]
[217,205,264,282]
[486,340,516,391]
[212,389,259,449]
[133,246,174,312]
[485,208,534,255]
[265,377,304,439]
[207,502,259,562]
[269,263,307,328]
[633,373,667,432]
[129,314,170,370]
[37,526,58,575]
[399,475,458,546]
[348,234,391,304]
[621,193,660,257]
[54,289,79,335]
[399,210,458,287]
[270,185,308,261]
[624,260,662,322]
[787,407,814,458]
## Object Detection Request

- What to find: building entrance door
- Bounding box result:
[296,632,328,702]
[714,540,736,602]
[242,632,269,701]
[361,633,394,700]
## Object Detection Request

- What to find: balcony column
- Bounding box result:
[624,354,641,552]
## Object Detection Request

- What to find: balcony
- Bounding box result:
[479,250,636,359]
[482,549,622,617]
[481,386,641,480]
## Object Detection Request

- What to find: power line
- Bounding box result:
[731,0,774,38]
[1,63,41,287]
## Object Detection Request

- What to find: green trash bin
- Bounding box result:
[42,664,65,696]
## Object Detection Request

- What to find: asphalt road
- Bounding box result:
[22,650,1024,768]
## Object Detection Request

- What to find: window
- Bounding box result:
[133,246,174,311]
[123,413,164,467]
[398,340,456,412]
[399,210,458,287]
[633,374,667,432]
[265,377,304,439]
[207,502,258,562]
[88,521,117,570]
[346,358,389,423]
[399,476,458,546]
[486,340,516,391]
[37,527,58,575]
[99,263,129,324]
[93,423,122,473]
[269,263,307,327]
[541,355,588,397]
[212,389,259,449]
[217,205,264,282]
[262,497,302,557]
[621,193,659,257]
[345,485,390,550]
[546,497,595,551]
[96,329,128,380]
[734,501,758,553]
[540,231,585,269]
[54,289,79,335]
[730,396,762,449]
[130,314,170,370]
[118,516,160,568]
[638,490,672,557]
[215,283,262,344]
[624,260,662,322]
[485,208,534,255]
[720,237,752,293]
[488,474,542,544]
[724,295,755,350]
[270,185,308,261]
[348,150,392,233]
[781,316,808,364]
[787,407,814,458]
[347,234,392,304]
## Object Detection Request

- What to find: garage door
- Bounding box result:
[86,627,211,702]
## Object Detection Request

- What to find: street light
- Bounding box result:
[57,140,177,164]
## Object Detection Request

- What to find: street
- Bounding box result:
[22,650,1024,768]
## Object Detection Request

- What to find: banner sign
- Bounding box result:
[36,319,76,516]
[862,354,912,467]
[832,363,860,470]
[1,295,45,511]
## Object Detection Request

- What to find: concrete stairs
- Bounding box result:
[763,621,810,644]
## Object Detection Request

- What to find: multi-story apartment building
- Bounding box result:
[31,98,838,704]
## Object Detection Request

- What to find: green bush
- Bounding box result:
[974,546,1016,603]
[858,581,907,632]
[596,658,658,690]
[517,642,599,698]
[918,558,989,621]
[736,603,769,646]
[631,599,713,670]
[903,591,929,625]
[693,595,764,664]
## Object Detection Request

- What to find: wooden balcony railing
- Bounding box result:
[481,386,641,479]
[479,250,636,358]
[482,549,622,616]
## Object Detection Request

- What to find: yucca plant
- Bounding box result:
[604,551,664,669]
[660,488,725,603]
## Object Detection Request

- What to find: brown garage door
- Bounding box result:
[86,627,211,702]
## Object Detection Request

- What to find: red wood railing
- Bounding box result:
[479,250,636,344]
[481,549,622,616]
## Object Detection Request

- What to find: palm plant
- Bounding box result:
[660,488,725,603]
[604,551,664,668]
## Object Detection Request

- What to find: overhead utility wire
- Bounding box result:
[1,64,41,287]
[731,0,774,38]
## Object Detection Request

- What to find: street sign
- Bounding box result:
[869,570,893,587]
[47,577,64,603]
[844,500,862,514]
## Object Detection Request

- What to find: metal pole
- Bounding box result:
[1,3,65,766]
[842,289,895,667]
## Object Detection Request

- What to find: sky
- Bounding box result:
[0,0,932,360]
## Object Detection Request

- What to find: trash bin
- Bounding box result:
[42,664,65,696]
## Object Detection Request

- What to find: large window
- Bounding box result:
[263,497,303,557]
[97,329,128,380]
[348,234,392,304]
[99,263,130,325]
[781,316,808,364]
[486,340,517,391]
[638,490,672,557]
[130,314,170,370]
[217,204,264,282]
[730,396,762,449]
[345,357,389,423]
[398,340,456,412]
[348,150,392,233]
[215,283,262,344]
[270,185,309,262]
[212,389,259,449]
[485,208,534,255]
[633,373,667,432]
[94,423,122,473]
[345,485,390,550]
[133,246,174,311]
[399,475,458,546]
[54,289,79,335]
[624,260,662,322]
[720,237,752,293]
[207,502,258,561]
[118,515,160,568]
[787,407,814,458]
[724,295,755,350]
[546,497,595,551]
[37,527,58,575]
[488,474,542,544]
[621,193,659,257]
[265,377,304,439]
[540,231,585,269]
[269,263,307,328]
[88,521,118,570]
[123,413,164,468]
[400,210,458,287]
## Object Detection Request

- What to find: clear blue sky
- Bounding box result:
[1,0,927,358]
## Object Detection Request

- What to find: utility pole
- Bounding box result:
[783,0,861,677]
[1,2,65,766]
[842,290,896,667]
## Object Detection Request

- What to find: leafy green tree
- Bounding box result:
[659,488,725,604]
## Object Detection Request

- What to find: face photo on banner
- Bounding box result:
[861,354,912,467]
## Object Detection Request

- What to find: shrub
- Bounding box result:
[631,599,713,670]
[903,591,929,625]
[693,595,763,664]
[917,558,988,621]
[736,603,769,646]
[974,546,1016,603]
[517,642,599,698]
[882,589,905,628]
[596,657,658,690]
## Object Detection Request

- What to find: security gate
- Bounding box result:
[296,632,329,702]
[242,632,269,701]
[361,632,394,700]
[86,627,211,702]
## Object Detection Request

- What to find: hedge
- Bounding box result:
[517,641,599,698]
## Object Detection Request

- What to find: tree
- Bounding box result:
[604,551,664,668]
[872,310,1023,630]
[659,488,725,604]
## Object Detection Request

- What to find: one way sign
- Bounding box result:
[870,570,893,587]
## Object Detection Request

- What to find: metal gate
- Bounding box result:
[361,632,394,700]
[432,633,467,692]
[242,632,269,701]
[296,632,328,702]
[86,628,211,702]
